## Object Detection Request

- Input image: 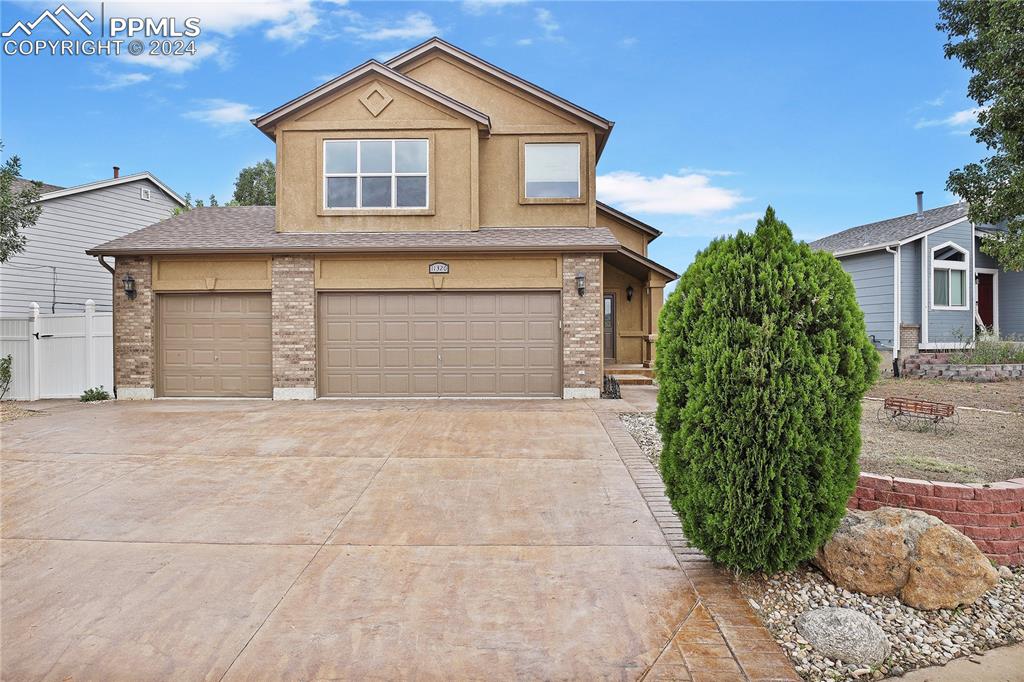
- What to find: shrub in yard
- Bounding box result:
[655,207,878,573]
[0,354,11,400]
[80,386,111,402]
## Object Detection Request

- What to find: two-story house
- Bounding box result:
[87,38,678,400]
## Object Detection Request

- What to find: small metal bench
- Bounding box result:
[876,396,959,433]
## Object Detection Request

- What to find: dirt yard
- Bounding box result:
[860,400,1022,483]
[861,377,1023,483]
[868,376,1024,413]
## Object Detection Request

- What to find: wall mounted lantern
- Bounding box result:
[575,272,586,296]
[626,285,634,302]
[122,273,137,300]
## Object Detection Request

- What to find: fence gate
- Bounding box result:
[0,300,113,400]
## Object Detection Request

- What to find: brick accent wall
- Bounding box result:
[849,473,1024,566]
[561,254,602,398]
[899,324,920,356]
[113,255,154,398]
[272,255,316,397]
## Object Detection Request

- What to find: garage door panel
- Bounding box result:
[158,293,272,398]
[319,292,559,398]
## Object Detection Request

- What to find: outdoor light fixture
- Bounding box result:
[626,285,634,302]
[575,272,586,296]
[122,273,137,300]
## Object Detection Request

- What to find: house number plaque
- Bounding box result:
[428,262,450,274]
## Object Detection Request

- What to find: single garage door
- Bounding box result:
[319,292,560,397]
[157,293,272,397]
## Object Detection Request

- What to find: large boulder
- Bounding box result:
[814,508,998,610]
[796,607,890,666]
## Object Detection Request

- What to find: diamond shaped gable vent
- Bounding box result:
[359,84,394,117]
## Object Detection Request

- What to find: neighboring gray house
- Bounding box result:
[810,192,1024,360]
[1,170,184,315]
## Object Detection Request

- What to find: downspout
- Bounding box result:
[920,236,929,347]
[95,255,117,398]
[885,245,901,376]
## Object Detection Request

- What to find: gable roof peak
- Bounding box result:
[252,58,490,138]
[386,36,613,135]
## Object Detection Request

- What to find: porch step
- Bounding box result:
[605,364,654,376]
[611,374,654,386]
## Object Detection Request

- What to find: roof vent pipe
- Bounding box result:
[915,191,924,219]
[113,166,120,179]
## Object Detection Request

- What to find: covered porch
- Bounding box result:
[602,249,676,369]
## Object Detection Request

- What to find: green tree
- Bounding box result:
[938,0,1024,270]
[655,208,878,573]
[231,159,275,206]
[0,143,42,263]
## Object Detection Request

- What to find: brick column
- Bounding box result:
[272,255,316,399]
[562,254,602,398]
[113,255,155,399]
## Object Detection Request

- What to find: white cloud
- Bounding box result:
[620,36,638,48]
[343,11,439,42]
[915,106,987,130]
[462,0,528,15]
[184,98,261,126]
[535,8,560,39]
[597,171,746,215]
[678,167,738,177]
[102,1,333,38]
[516,37,533,46]
[123,37,229,73]
[92,71,151,90]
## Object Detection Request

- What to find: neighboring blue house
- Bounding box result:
[810,193,1024,363]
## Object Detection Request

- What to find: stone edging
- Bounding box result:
[594,409,801,682]
[849,473,1024,566]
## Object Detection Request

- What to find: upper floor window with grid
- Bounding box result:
[324,139,428,209]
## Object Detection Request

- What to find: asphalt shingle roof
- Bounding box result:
[809,203,969,254]
[12,178,64,195]
[85,206,621,255]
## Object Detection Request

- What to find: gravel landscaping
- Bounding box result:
[620,410,1024,680]
[737,565,1023,681]
[0,402,37,423]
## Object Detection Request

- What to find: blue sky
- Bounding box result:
[1,0,986,276]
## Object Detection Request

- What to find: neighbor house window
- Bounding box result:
[324,139,428,209]
[524,142,580,198]
[931,241,969,309]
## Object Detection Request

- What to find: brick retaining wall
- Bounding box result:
[848,473,1024,566]
[902,353,1024,381]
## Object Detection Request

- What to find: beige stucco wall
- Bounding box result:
[270,53,602,234]
[152,256,272,291]
[274,78,480,233]
[315,254,561,290]
[596,212,650,256]
[604,263,647,364]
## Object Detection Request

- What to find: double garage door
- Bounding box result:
[156,291,560,398]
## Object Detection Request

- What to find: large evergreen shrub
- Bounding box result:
[655,207,878,573]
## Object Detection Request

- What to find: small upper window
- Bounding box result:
[524,143,580,199]
[324,139,428,210]
[931,241,969,309]
[139,187,151,201]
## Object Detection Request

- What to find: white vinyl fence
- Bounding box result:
[0,300,113,400]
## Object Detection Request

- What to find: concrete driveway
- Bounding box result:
[1,397,797,681]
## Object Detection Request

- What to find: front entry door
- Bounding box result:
[976,273,994,329]
[603,293,616,361]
